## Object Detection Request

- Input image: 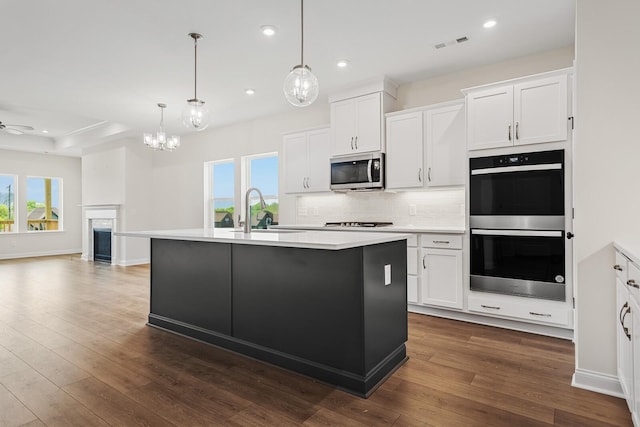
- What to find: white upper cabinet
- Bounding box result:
[283,128,330,194]
[465,70,570,151]
[331,92,384,156]
[424,101,466,186]
[386,111,423,189]
[385,100,466,189]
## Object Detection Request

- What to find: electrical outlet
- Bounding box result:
[384,264,392,286]
[311,207,319,216]
[409,204,417,216]
[298,207,308,216]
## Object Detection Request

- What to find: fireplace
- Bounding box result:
[82,205,120,265]
[93,228,112,263]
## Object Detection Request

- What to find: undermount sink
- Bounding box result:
[228,228,301,234]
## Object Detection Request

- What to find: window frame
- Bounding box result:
[25,175,63,233]
[204,158,236,229]
[241,152,279,229]
[0,174,18,234]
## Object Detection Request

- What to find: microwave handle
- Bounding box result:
[367,159,373,182]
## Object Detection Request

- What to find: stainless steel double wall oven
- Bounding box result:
[469,149,567,301]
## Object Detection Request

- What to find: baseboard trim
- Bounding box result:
[572,368,625,398]
[117,257,149,266]
[0,249,82,260]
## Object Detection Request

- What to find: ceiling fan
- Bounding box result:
[0,121,34,135]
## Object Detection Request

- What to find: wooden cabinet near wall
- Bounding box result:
[385,100,465,190]
[464,69,571,151]
[283,127,330,194]
[329,78,397,157]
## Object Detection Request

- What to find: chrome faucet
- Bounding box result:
[244,187,267,233]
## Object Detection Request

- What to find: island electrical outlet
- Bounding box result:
[384,264,391,286]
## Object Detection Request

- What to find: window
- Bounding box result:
[245,153,278,229]
[207,160,235,228]
[26,177,62,231]
[0,175,16,233]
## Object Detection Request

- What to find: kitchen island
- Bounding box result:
[117,228,409,397]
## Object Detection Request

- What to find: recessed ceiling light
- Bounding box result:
[41,129,49,133]
[483,20,497,29]
[260,25,276,37]
[245,88,255,95]
[336,60,349,68]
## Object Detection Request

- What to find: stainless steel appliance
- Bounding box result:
[330,152,384,191]
[469,149,566,301]
[324,221,393,228]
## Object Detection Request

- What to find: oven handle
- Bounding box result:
[471,163,562,175]
[471,229,563,238]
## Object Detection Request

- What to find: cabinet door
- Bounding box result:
[331,98,357,156]
[420,248,463,309]
[633,296,640,422]
[283,132,309,194]
[466,86,513,150]
[514,75,568,146]
[617,279,635,412]
[354,92,383,153]
[305,129,330,192]
[425,102,465,186]
[386,111,424,189]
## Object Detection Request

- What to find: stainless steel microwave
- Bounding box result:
[330,152,384,191]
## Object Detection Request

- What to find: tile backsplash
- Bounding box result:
[294,187,465,228]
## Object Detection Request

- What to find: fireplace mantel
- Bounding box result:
[81,205,120,265]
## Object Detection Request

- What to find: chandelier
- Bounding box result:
[143,103,180,151]
[283,0,319,107]
[182,33,210,130]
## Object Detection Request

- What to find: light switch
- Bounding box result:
[384,264,391,286]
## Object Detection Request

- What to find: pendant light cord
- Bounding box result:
[300,0,304,66]
[194,36,198,99]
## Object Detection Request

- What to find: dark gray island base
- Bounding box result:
[148,237,408,397]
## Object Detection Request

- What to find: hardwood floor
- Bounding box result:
[0,254,632,426]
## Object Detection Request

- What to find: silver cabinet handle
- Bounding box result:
[422,255,426,269]
[515,122,519,140]
[354,136,358,150]
[614,264,624,271]
[508,124,512,141]
[529,312,552,317]
[628,279,639,288]
[350,137,354,150]
[432,240,450,244]
[427,167,431,182]
[418,168,422,183]
[622,304,632,340]
[481,304,500,310]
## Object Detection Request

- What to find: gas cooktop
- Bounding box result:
[324,221,393,228]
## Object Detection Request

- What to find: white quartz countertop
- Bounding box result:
[116,228,411,250]
[615,240,640,266]
[271,224,466,234]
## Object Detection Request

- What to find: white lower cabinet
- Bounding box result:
[407,233,463,309]
[614,246,640,424]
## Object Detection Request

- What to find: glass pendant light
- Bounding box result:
[144,103,180,151]
[283,0,319,107]
[182,33,210,130]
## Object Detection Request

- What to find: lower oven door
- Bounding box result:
[470,229,566,301]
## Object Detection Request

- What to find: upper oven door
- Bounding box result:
[470,150,564,217]
[330,153,383,190]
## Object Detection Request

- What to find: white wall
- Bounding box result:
[149,103,330,230]
[0,149,82,258]
[573,0,640,393]
[81,140,154,265]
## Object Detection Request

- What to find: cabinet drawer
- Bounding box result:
[615,251,629,283]
[421,233,462,249]
[468,294,571,327]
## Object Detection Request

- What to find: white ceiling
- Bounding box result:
[0,0,575,156]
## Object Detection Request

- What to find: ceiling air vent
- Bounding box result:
[434,35,470,49]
